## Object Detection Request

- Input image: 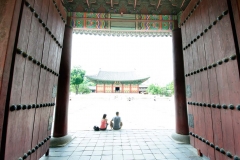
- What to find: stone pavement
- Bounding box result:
[40,129,207,160]
[40,94,208,160]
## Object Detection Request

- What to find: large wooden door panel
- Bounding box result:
[21,0,46,158]
[30,0,51,158]
[5,1,35,159]
[181,0,240,159]
[3,0,66,159]
[198,0,215,159]
[33,0,55,158]
[208,0,227,159]
[181,0,196,148]
[37,0,61,156]
[192,1,208,156]
[211,0,237,158]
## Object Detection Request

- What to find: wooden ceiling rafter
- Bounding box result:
[127,0,140,11]
[84,0,97,8]
[180,0,185,8]
[111,0,113,8]
[105,0,119,9]
[149,0,162,11]
[86,0,90,8]
[156,0,161,10]
[63,0,190,15]
[134,0,137,10]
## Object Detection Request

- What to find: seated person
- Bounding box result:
[100,114,108,130]
[110,112,123,130]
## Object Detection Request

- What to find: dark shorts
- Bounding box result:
[100,123,108,131]
[100,128,107,131]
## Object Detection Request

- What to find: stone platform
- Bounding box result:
[40,94,208,160]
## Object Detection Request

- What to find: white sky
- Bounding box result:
[71,34,173,86]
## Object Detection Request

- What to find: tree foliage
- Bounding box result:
[70,66,85,94]
[165,81,174,95]
[147,82,174,97]
[79,84,91,94]
[83,77,96,86]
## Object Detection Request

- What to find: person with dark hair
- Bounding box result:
[100,114,108,130]
[110,112,123,130]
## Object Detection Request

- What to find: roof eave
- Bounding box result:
[86,76,150,84]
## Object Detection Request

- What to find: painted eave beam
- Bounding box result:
[70,17,175,22]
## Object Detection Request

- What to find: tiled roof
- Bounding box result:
[86,71,149,81]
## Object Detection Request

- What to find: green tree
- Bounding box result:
[78,84,91,94]
[165,81,174,96]
[147,82,174,97]
[146,84,155,94]
[70,66,85,94]
[147,84,161,95]
[83,77,96,86]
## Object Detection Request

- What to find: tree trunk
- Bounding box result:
[75,85,78,94]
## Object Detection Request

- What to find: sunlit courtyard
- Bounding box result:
[68,93,175,131]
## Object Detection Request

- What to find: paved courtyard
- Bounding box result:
[40,94,208,160]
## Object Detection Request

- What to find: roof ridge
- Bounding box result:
[97,70,102,76]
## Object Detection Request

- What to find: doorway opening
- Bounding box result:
[70,34,175,131]
[115,87,120,92]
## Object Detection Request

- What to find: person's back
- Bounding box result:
[111,112,122,130]
[113,116,121,130]
[100,114,108,130]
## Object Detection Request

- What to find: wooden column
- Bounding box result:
[53,25,72,137]
[130,84,132,93]
[112,84,113,93]
[103,84,105,93]
[172,28,189,135]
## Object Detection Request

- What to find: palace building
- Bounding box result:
[86,71,150,93]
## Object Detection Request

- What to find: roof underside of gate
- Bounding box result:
[63,0,190,36]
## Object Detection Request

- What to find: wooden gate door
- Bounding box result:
[2,0,66,159]
[181,0,240,159]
